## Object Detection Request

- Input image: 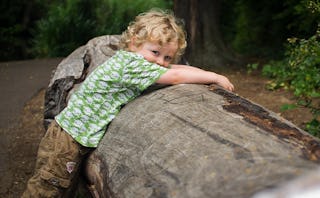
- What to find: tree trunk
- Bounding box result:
[174,0,242,68]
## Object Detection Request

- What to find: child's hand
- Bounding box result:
[214,74,234,92]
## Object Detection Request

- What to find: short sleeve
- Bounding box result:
[123,58,168,91]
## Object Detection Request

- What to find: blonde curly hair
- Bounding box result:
[120,9,187,63]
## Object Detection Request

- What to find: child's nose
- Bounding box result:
[156,58,164,66]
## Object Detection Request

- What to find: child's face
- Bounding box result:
[130,41,178,67]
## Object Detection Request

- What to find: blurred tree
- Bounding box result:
[222,0,319,59]
[174,0,319,69]
[174,0,241,68]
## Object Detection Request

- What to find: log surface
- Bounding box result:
[86,84,320,198]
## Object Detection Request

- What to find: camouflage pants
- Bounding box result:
[22,121,92,198]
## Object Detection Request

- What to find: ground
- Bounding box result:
[0,59,314,197]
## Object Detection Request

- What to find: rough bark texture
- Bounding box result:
[85,84,320,198]
[44,35,320,198]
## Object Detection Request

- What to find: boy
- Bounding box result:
[22,9,233,197]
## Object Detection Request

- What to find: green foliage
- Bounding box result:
[94,0,172,35]
[0,24,24,59]
[32,0,98,57]
[221,0,320,59]
[297,99,320,136]
[0,0,50,60]
[32,0,172,58]
[246,63,259,74]
[280,103,298,111]
[2,1,318,61]
[262,1,320,136]
[262,29,320,98]
[307,119,320,136]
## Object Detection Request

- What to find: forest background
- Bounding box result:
[0,0,319,135]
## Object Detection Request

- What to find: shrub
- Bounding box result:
[0,0,50,60]
[32,0,172,57]
[262,30,320,98]
[262,25,320,136]
[32,0,97,57]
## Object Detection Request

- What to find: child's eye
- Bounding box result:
[152,50,159,56]
[164,56,172,62]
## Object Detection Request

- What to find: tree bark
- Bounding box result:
[85,84,320,198]
[174,0,242,68]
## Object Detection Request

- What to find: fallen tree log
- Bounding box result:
[85,84,320,198]
[44,35,320,198]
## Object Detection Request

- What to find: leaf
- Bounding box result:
[280,104,298,111]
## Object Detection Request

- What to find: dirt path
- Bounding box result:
[0,59,313,197]
[0,58,62,197]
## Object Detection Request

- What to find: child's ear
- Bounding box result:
[129,37,138,51]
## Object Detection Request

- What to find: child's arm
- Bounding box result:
[156,64,234,91]
[170,64,205,71]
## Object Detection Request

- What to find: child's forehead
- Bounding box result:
[147,40,178,49]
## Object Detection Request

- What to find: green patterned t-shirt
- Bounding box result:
[55,50,168,147]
